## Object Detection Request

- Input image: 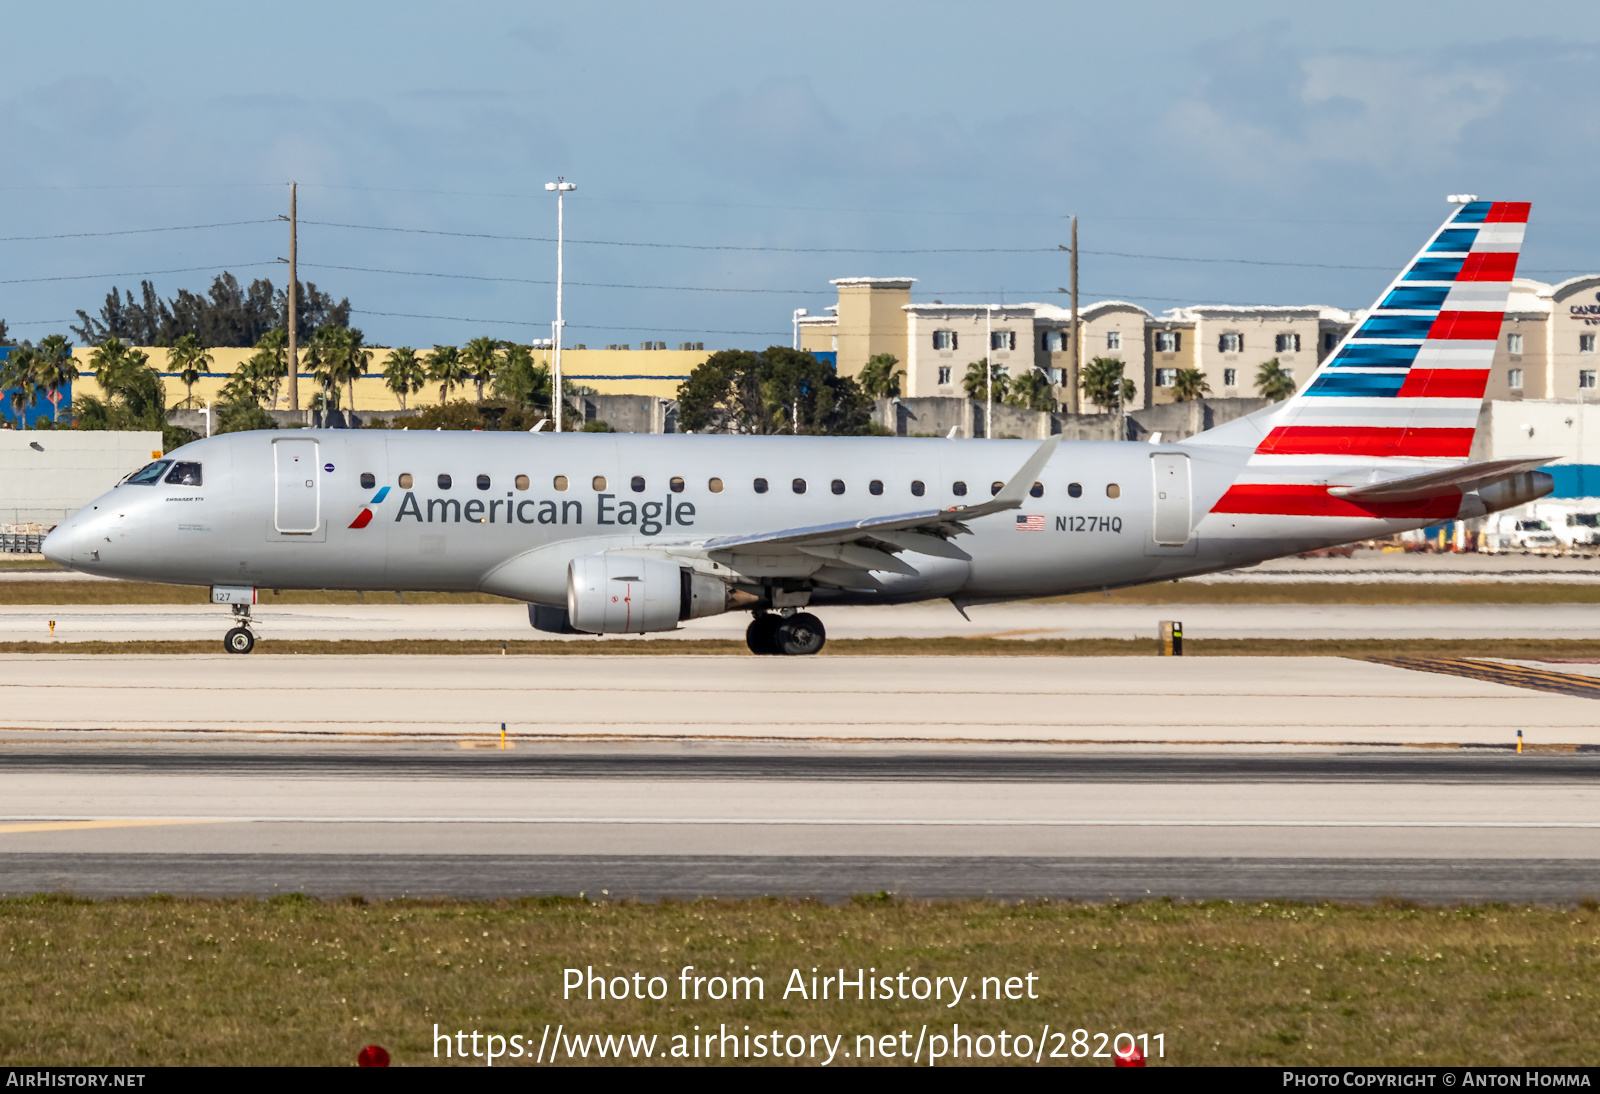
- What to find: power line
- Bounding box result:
[300,261,820,293]
[0,261,280,287]
[350,308,784,336]
[0,219,278,243]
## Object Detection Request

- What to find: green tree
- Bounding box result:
[1255,357,1297,402]
[461,336,499,402]
[1171,367,1212,403]
[74,341,190,448]
[857,353,903,399]
[426,345,469,405]
[677,347,872,435]
[166,333,214,409]
[0,346,41,429]
[381,347,426,411]
[1079,356,1135,412]
[491,344,551,414]
[215,399,276,433]
[309,325,370,413]
[1007,369,1057,412]
[33,334,78,423]
[962,358,1009,403]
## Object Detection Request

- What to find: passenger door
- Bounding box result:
[1150,452,1193,547]
[273,438,321,535]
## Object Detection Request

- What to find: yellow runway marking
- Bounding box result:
[1369,657,1600,700]
[0,818,233,835]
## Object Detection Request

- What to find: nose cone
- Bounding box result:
[42,521,76,566]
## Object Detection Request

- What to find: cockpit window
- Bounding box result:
[164,462,202,487]
[124,461,171,485]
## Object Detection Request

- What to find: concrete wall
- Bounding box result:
[0,430,164,527]
[572,394,677,434]
[876,396,1271,443]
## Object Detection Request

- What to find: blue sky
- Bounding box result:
[3,1,1598,349]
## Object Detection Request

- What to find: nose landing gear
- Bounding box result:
[223,603,256,654]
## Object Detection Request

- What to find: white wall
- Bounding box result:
[0,431,164,527]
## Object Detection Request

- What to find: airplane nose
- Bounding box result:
[41,521,75,565]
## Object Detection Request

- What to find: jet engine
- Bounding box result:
[567,553,735,634]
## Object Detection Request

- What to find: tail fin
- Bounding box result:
[1253,200,1529,463]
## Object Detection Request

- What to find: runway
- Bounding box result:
[4,654,1599,902]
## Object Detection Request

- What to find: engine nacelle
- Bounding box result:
[566,553,735,634]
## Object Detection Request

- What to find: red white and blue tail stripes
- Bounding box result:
[1213,200,1527,518]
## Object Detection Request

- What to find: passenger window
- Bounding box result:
[124,461,171,485]
[398,473,414,489]
[592,476,607,491]
[1107,483,1122,498]
[165,462,203,487]
[990,481,1003,496]
[831,479,845,495]
[359,472,376,490]
[911,480,925,496]
[631,476,646,493]
[870,480,883,495]
[1068,482,1082,498]
[792,478,807,494]
[754,478,768,494]
[952,481,968,497]
[437,473,452,490]
[1030,482,1044,498]
[514,475,530,491]
[670,477,685,493]
[476,474,491,490]
[708,478,724,493]
[553,475,568,491]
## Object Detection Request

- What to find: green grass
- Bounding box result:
[4,636,1600,659]
[1,895,1596,1067]
[4,580,1600,606]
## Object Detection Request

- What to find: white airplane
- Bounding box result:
[44,198,1551,655]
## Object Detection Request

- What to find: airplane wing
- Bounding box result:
[1327,456,1556,502]
[696,436,1060,586]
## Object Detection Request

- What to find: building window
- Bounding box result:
[1508,332,1524,355]
[1323,331,1337,352]
[1048,368,1063,384]
[1223,368,1237,387]
[1106,331,1121,351]
[1155,368,1177,387]
[1219,332,1243,353]
[1281,367,1295,382]
[1508,368,1524,389]
[1583,370,1597,390]
[932,329,957,351]
[937,366,952,385]
[1043,330,1064,352]
[1275,333,1301,353]
[990,330,1016,351]
[1155,331,1180,353]
[1583,334,1596,354]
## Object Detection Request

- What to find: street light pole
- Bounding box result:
[544,178,576,432]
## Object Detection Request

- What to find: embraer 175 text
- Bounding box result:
[44,199,1554,655]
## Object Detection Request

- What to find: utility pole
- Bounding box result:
[281,182,299,414]
[545,177,576,431]
[985,304,994,439]
[1069,215,1079,415]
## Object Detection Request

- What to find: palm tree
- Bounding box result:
[307,326,342,411]
[857,353,903,399]
[243,330,289,408]
[426,345,469,404]
[1171,367,1212,403]
[492,343,550,412]
[87,337,140,393]
[1079,356,1135,412]
[0,346,41,429]
[33,334,78,422]
[1007,369,1056,412]
[961,358,1009,402]
[166,333,214,409]
[338,328,372,412]
[382,347,425,410]
[1255,357,1297,402]
[461,336,499,402]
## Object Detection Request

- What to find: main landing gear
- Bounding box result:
[223,603,255,654]
[745,610,826,656]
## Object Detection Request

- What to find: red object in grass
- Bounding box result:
[1114,1044,1146,1067]
[358,1045,391,1067]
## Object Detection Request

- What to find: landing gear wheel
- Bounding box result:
[745,613,782,655]
[224,627,255,655]
[773,612,826,656]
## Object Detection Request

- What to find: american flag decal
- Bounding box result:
[1016,514,1045,531]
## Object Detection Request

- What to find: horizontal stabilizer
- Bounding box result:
[1328,456,1556,502]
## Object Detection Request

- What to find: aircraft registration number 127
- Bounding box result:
[1056,516,1123,533]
